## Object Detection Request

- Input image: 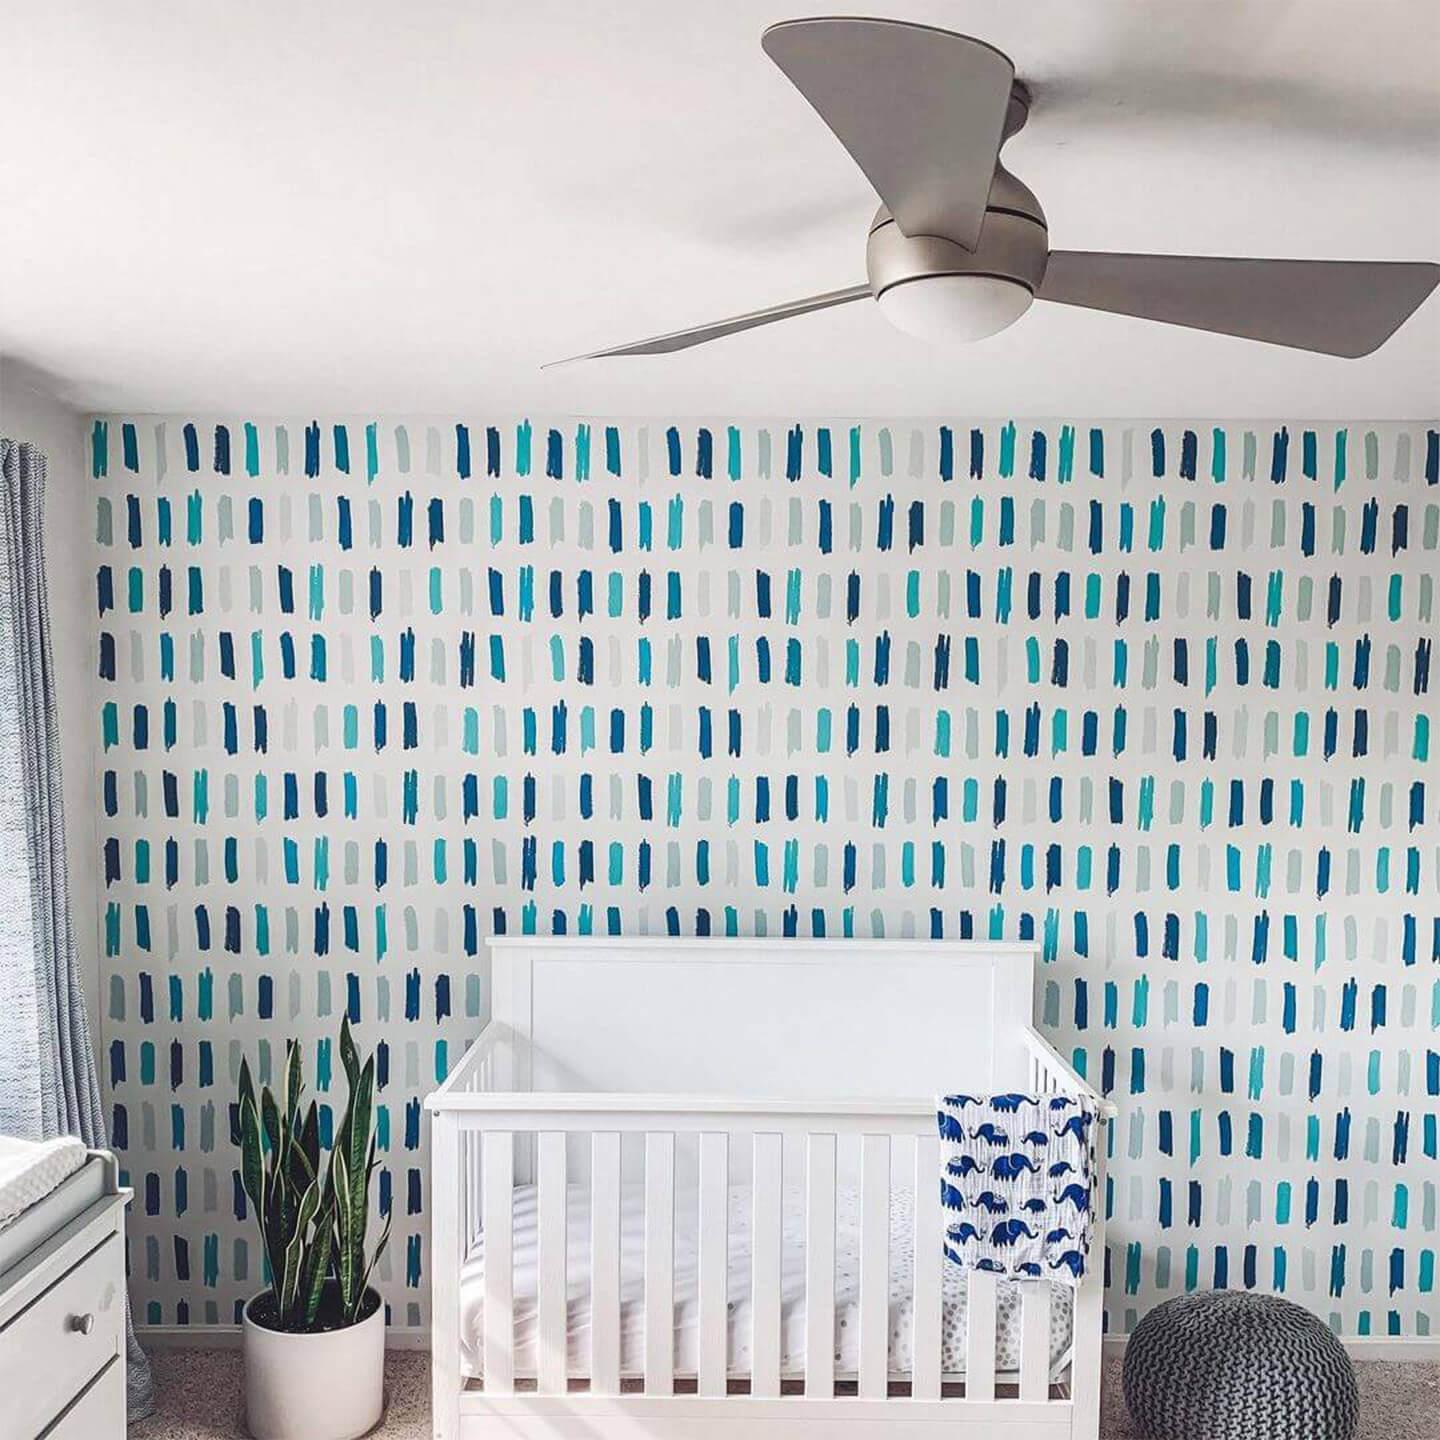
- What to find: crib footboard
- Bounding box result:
[427,1024,1111,1440]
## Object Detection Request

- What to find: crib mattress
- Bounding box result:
[460,1182,1073,1382]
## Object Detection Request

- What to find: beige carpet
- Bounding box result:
[133,1348,1439,1439]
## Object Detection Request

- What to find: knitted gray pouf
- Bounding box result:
[1123,1290,1358,1440]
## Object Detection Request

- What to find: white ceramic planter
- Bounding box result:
[242,1287,384,1440]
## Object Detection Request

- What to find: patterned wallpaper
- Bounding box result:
[88,416,1437,1339]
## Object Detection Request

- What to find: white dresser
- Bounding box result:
[0,1151,129,1440]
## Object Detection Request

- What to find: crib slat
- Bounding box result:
[804,1133,836,1397]
[590,1132,621,1396]
[751,1132,784,1397]
[964,1268,997,1401]
[644,1132,676,1395]
[481,1131,515,1395]
[536,1132,567,1395]
[697,1132,729,1398]
[910,1135,942,1400]
[858,1133,890,1399]
[470,1130,484,1252]
[462,1131,476,1250]
[1019,1280,1051,1400]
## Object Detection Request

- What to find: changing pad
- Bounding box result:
[460,1182,1073,1381]
[0,1135,89,1229]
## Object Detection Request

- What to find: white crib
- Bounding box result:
[426,938,1113,1440]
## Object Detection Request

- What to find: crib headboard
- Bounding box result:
[490,938,1035,1100]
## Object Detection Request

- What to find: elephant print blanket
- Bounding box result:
[936,1091,1097,1283]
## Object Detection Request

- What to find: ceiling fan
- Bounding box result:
[548,16,1439,365]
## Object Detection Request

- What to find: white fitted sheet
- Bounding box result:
[459,1183,1073,1381]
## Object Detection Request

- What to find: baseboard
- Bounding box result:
[1337,1337,1440,1363]
[139,1324,428,1352]
[1103,1334,1439,1364]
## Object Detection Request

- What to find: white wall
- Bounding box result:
[0,358,101,1051]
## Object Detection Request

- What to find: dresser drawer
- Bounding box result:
[41,1354,124,1439]
[0,1232,124,1439]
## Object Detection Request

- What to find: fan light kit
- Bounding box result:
[549,16,1438,366]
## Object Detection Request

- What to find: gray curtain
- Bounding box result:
[0,438,154,1421]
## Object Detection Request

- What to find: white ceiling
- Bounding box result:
[2,0,1437,418]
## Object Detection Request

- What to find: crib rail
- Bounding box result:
[428,1021,1110,1440]
[1021,1026,1118,1120]
[430,1019,511,1101]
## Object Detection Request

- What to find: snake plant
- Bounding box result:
[236,1018,389,1331]
[237,1040,333,1330]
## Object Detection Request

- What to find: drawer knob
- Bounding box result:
[68,1313,96,1336]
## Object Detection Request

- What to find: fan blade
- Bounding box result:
[543,284,871,366]
[1039,252,1440,358]
[761,17,1015,251]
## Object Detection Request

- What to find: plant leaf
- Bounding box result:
[238,1094,265,1218]
[331,1139,356,1308]
[268,1177,289,1291]
[260,1085,282,1160]
[279,1177,321,1320]
[300,1191,335,1328]
[355,1205,393,1323]
[261,1169,289,1297]
[346,1058,374,1198]
[283,1040,303,1127]
[339,1014,360,1089]
[344,1059,375,1296]
[288,1100,320,1197]
[293,1100,321,1185]
[236,1059,256,1147]
[325,1017,382,1323]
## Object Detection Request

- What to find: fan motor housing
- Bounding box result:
[866,167,1049,331]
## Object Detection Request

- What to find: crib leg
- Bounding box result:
[1070,1265,1104,1437]
[1068,1123,1109,1439]
[430,1112,462,1440]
